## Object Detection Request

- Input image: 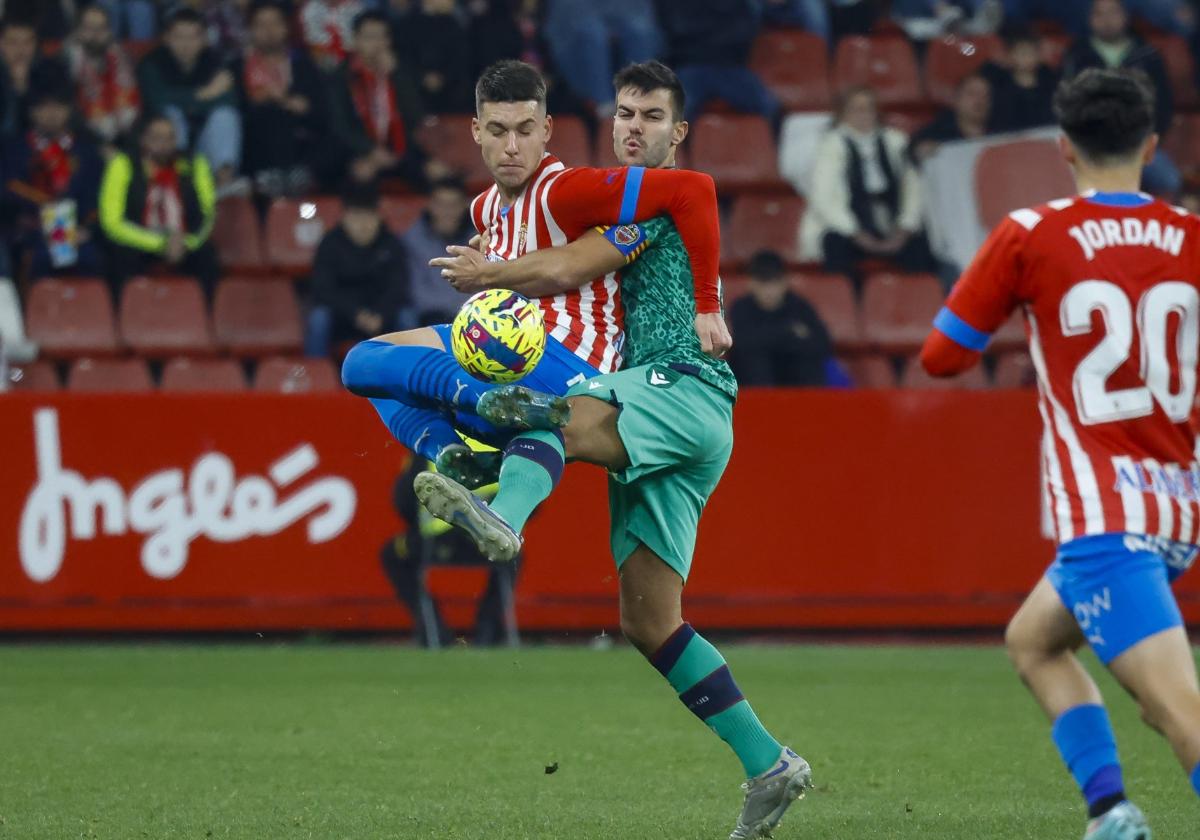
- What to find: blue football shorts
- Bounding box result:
[1047,532,1197,664]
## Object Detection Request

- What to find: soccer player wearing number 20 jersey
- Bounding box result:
[921,69,1200,840]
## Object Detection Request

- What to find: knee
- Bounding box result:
[1004,618,1042,676]
[340,339,379,392]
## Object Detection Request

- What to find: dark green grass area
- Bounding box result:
[0,644,1196,839]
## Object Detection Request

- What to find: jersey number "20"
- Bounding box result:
[1062,280,1199,425]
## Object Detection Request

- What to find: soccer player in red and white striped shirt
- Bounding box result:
[921,69,1200,839]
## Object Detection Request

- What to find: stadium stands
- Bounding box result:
[689,114,784,193]
[6,360,59,391]
[924,35,1003,106]
[1148,34,1198,110]
[749,29,832,111]
[67,357,153,392]
[254,357,341,393]
[380,195,428,235]
[724,195,806,266]
[211,196,266,271]
[25,278,120,358]
[415,115,493,192]
[791,273,862,350]
[974,140,1075,229]
[901,356,989,389]
[118,277,214,357]
[842,354,896,388]
[265,197,342,272]
[860,272,944,353]
[991,351,1036,388]
[160,357,248,393]
[833,35,923,107]
[213,278,303,356]
[547,115,593,168]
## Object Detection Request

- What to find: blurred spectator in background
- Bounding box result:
[301,0,367,69]
[392,0,474,114]
[541,0,662,119]
[830,0,886,40]
[909,74,992,163]
[802,86,932,287]
[1062,0,1179,196]
[329,10,426,187]
[199,0,255,62]
[0,17,70,137]
[1000,0,1092,35]
[2,0,74,40]
[891,0,1002,39]
[2,85,103,277]
[99,114,218,298]
[66,5,141,154]
[728,250,836,387]
[658,0,779,124]
[401,175,472,325]
[980,26,1058,132]
[94,0,158,41]
[138,8,244,192]
[306,180,410,357]
[234,0,331,196]
[762,0,832,42]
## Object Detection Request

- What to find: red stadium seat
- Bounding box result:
[380,195,427,235]
[750,29,832,111]
[25,277,120,358]
[265,197,342,271]
[901,356,988,389]
[833,35,923,107]
[254,356,341,393]
[842,353,896,388]
[1163,113,1200,183]
[548,115,593,166]
[6,360,60,391]
[925,35,1003,106]
[974,139,1075,230]
[211,195,265,270]
[118,276,214,357]
[791,272,862,349]
[861,272,944,352]
[67,357,153,392]
[416,115,493,192]
[213,278,303,356]
[160,357,247,392]
[689,114,782,193]
[989,312,1026,353]
[992,351,1036,388]
[725,195,806,266]
[1148,34,1198,109]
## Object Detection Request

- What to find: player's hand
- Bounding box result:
[469,232,491,254]
[695,312,732,359]
[431,245,491,293]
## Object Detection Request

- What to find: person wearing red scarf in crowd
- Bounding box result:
[328,10,426,188]
[0,85,103,278]
[300,0,366,70]
[98,114,218,300]
[66,4,140,153]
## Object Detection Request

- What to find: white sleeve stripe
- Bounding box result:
[1008,208,1044,230]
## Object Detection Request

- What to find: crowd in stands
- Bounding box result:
[2,0,1200,394]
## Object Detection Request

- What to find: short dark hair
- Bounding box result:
[353,9,389,34]
[748,250,786,281]
[78,3,112,27]
[834,85,876,124]
[475,60,547,114]
[30,83,73,108]
[0,16,36,36]
[429,174,467,195]
[1054,68,1155,163]
[165,7,204,30]
[248,1,289,24]
[999,23,1038,50]
[612,60,686,122]
[342,179,381,210]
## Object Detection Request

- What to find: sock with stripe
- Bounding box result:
[368,398,461,462]
[651,623,783,778]
[488,430,565,532]
[342,339,492,412]
[1051,704,1126,818]
[1192,761,1200,797]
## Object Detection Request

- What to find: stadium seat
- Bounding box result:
[254,356,341,393]
[118,276,214,357]
[380,195,427,234]
[211,195,265,270]
[24,277,120,358]
[265,197,342,271]
[833,35,923,107]
[213,278,303,356]
[989,312,1026,353]
[67,357,153,392]
[749,29,832,111]
[160,357,247,392]
[1148,34,1198,109]
[974,139,1075,230]
[548,114,593,166]
[842,353,896,388]
[1163,113,1200,183]
[861,272,944,352]
[992,351,1036,388]
[725,195,806,266]
[415,115,493,192]
[925,35,1003,106]
[791,272,862,349]
[901,356,988,389]
[6,360,59,391]
[689,114,782,193]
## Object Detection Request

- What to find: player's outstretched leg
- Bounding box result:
[434,444,504,491]
[342,334,493,414]
[413,471,522,563]
[477,384,571,431]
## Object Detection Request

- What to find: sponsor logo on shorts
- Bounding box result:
[1123,533,1199,572]
[1073,588,1112,649]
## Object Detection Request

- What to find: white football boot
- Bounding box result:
[1084,802,1151,840]
[729,747,813,839]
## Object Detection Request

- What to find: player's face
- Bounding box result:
[612,87,687,168]
[473,100,550,193]
[1090,0,1128,41]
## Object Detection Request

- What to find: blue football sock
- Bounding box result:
[1191,761,1200,797]
[342,340,492,412]
[1052,704,1125,814]
[369,398,460,462]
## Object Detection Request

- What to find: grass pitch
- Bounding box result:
[1,643,1196,839]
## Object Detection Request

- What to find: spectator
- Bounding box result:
[762,0,832,42]
[2,0,75,40]
[300,0,367,70]
[1,85,103,277]
[0,17,70,137]
[200,0,255,62]
[980,27,1059,133]
[657,0,778,123]
[1062,0,1179,196]
[93,0,158,40]
[65,4,141,152]
[728,251,836,387]
[801,86,933,287]
[909,74,992,164]
[99,114,219,299]
[233,0,332,196]
[541,0,662,118]
[306,180,410,358]
[391,0,474,114]
[138,8,244,192]
[890,0,1001,40]
[401,175,473,325]
[328,10,426,187]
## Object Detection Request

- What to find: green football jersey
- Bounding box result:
[600,217,738,400]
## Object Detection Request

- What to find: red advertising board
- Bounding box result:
[1,391,1197,632]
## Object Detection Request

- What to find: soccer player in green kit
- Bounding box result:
[421,61,812,840]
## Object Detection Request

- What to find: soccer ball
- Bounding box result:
[450,289,546,383]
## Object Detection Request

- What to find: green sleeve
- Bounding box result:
[99,154,167,253]
[184,155,216,251]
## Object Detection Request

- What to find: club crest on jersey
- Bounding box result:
[613,225,642,247]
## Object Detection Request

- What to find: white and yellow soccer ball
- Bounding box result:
[450,289,546,383]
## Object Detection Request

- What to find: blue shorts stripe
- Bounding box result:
[618,166,645,225]
[933,307,991,352]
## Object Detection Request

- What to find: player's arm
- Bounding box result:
[920,217,1025,376]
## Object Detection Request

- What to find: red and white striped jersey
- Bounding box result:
[927,191,1200,545]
